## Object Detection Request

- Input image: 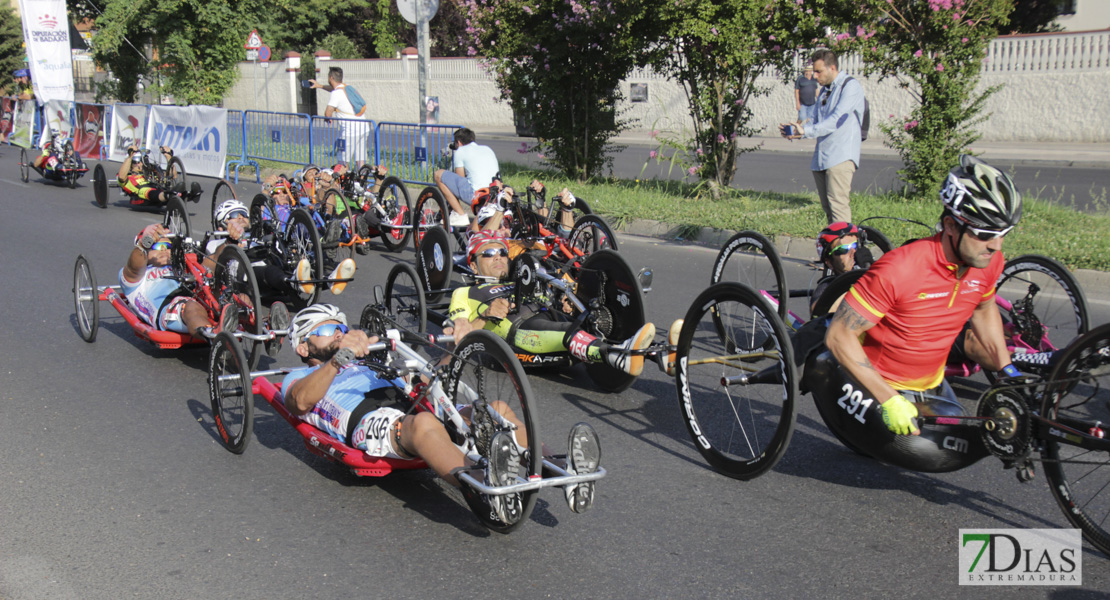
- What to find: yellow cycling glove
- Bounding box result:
[881,394,919,435]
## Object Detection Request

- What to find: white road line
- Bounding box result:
[0,178,29,187]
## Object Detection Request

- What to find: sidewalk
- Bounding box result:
[479,127,1110,169]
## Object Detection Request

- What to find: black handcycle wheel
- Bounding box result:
[20,148,29,182]
[446,330,540,533]
[384,263,428,334]
[809,270,866,320]
[413,186,450,251]
[566,214,619,265]
[210,179,238,231]
[414,225,453,306]
[578,249,648,393]
[214,245,264,369]
[67,163,80,188]
[322,188,357,262]
[249,193,278,240]
[208,331,254,454]
[163,195,192,240]
[73,255,99,343]
[92,163,108,208]
[377,176,413,252]
[284,208,324,308]
[996,254,1089,358]
[164,156,187,194]
[673,282,798,479]
[1040,322,1110,557]
[710,230,788,322]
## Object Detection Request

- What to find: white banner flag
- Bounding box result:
[19,0,75,103]
[108,103,149,162]
[145,105,228,178]
[39,98,73,146]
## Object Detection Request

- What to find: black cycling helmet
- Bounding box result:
[939,154,1022,232]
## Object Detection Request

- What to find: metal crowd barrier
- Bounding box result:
[225,109,252,182]
[374,122,460,185]
[241,110,313,182]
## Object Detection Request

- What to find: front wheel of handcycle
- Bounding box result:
[577,249,648,393]
[377,176,413,252]
[20,148,29,182]
[214,245,264,369]
[996,254,1090,357]
[163,195,192,240]
[710,230,788,322]
[673,282,798,480]
[284,208,324,308]
[92,163,108,208]
[73,255,99,342]
[208,331,254,454]
[1039,322,1110,557]
[164,156,187,194]
[210,179,238,231]
[446,330,540,533]
[384,262,427,334]
[413,186,450,251]
[565,214,619,264]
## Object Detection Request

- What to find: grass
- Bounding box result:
[493,161,1110,272]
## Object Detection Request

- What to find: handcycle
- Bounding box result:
[90,146,197,209]
[18,137,88,188]
[389,226,652,392]
[206,293,607,533]
[670,275,1110,556]
[71,200,285,368]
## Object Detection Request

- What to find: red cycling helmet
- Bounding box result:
[816,222,859,259]
[466,231,509,268]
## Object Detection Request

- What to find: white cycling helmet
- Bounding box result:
[215,199,249,227]
[289,304,347,348]
[940,154,1022,232]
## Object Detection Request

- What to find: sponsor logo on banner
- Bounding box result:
[145,106,228,178]
[959,528,1081,586]
[20,0,75,102]
[109,104,148,161]
[75,104,103,159]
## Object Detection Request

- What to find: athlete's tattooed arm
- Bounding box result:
[826,302,900,406]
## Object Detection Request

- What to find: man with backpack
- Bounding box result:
[310,67,370,167]
[780,49,867,224]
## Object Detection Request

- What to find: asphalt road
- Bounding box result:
[1,154,1108,599]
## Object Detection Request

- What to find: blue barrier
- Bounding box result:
[308,115,375,170]
[243,109,312,167]
[225,109,254,183]
[374,122,460,185]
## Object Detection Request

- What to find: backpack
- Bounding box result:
[338,83,368,118]
[844,76,870,142]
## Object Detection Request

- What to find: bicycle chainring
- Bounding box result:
[357,304,390,364]
[976,386,1033,461]
[590,306,614,339]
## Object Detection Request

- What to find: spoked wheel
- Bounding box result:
[163,195,192,240]
[73,255,100,342]
[414,186,450,251]
[540,195,592,233]
[20,148,29,182]
[565,214,619,265]
[208,331,254,454]
[164,156,187,194]
[322,189,356,263]
[415,226,454,305]
[214,245,264,369]
[210,179,238,231]
[446,330,540,533]
[377,176,413,252]
[1040,323,1110,556]
[92,163,108,208]
[249,193,279,239]
[384,263,427,334]
[710,230,788,322]
[578,250,647,393]
[673,282,798,479]
[283,208,323,308]
[67,164,80,189]
[996,254,1089,357]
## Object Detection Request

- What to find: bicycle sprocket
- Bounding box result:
[976,387,1033,461]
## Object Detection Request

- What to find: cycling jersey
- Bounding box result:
[447,283,572,355]
[120,173,156,200]
[119,265,190,333]
[844,233,1004,391]
[282,364,408,456]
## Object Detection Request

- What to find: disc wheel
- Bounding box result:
[673,282,798,479]
[20,148,29,182]
[414,186,450,251]
[710,230,788,322]
[283,208,324,308]
[996,254,1089,358]
[578,250,647,393]
[93,163,108,208]
[210,179,238,231]
[208,331,254,454]
[376,176,413,252]
[1040,322,1110,556]
[164,156,187,194]
[384,263,427,334]
[214,245,264,369]
[163,195,192,240]
[73,255,99,342]
[415,226,454,305]
[446,330,540,533]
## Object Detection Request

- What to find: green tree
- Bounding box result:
[464,0,656,181]
[649,0,829,197]
[0,7,24,94]
[1006,0,1064,33]
[833,0,1012,197]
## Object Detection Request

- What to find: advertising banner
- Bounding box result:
[74,103,105,159]
[108,103,148,162]
[1,98,12,138]
[18,0,75,103]
[40,98,73,145]
[145,105,228,178]
[10,99,36,148]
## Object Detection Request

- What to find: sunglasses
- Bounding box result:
[227,210,249,220]
[307,323,349,339]
[830,241,857,256]
[478,248,509,259]
[964,224,1011,241]
[149,241,172,251]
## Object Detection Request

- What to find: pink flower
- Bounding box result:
[936,63,944,71]
[717,134,726,143]
[962,37,969,43]
[517,143,529,154]
[768,35,776,40]
[904,120,918,130]
[523,5,532,14]
[696,147,704,156]
[651,129,659,138]
[914,49,923,58]
[649,150,658,159]
[687,166,697,175]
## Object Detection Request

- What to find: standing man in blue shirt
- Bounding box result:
[781,49,866,224]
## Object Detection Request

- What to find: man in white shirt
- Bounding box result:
[434,128,500,227]
[310,67,370,167]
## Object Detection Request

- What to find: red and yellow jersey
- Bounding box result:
[844,233,1004,391]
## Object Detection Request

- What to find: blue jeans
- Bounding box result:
[440,170,473,205]
[798,104,817,125]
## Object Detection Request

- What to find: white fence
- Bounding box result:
[986,29,1110,72]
